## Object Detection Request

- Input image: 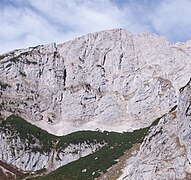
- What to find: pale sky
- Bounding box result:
[0,0,191,54]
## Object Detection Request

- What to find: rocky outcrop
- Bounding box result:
[1,29,191,135]
[0,115,105,172]
[0,134,103,172]
[118,79,191,180]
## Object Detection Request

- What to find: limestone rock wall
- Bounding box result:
[118,79,191,180]
[0,130,104,172]
[0,29,191,135]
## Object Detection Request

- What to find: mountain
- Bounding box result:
[0,28,191,179]
[118,79,191,180]
[0,114,151,179]
[0,115,106,172]
[1,28,191,136]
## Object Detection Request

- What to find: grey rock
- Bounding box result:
[0,29,191,135]
[119,79,191,180]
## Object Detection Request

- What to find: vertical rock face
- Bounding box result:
[0,29,191,135]
[118,79,191,180]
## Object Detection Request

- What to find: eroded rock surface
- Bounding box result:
[119,79,191,180]
[0,125,104,172]
[1,29,191,135]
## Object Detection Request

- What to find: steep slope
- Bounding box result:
[1,29,191,135]
[118,79,191,180]
[0,115,105,172]
[0,159,25,180]
[0,114,153,179]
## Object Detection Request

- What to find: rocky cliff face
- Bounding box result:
[1,29,191,135]
[118,79,191,180]
[0,136,103,172]
[1,29,191,179]
[0,115,105,172]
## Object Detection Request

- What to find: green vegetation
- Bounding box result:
[150,116,162,127]
[0,54,6,60]
[0,50,37,64]
[9,57,19,62]
[1,50,38,65]
[20,51,30,56]
[0,114,161,180]
[0,115,56,152]
[56,131,106,150]
[40,128,149,180]
[0,51,16,61]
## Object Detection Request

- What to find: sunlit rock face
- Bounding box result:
[0,29,191,135]
[118,79,191,180]
[0,129,104,172]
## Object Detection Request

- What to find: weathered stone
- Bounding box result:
[119,79,191,180]
[0,29,191,135]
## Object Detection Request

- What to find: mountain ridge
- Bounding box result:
[1,28,191,135]
[118,78,191,179]
[0,113,152,179]
[1,28,191,179]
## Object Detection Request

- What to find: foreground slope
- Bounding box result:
[0,115,105,172]
[1,29,191,135]
[119,79,191,179]
[0,114,152,179]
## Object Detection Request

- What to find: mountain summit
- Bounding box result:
[1,29,191,179]
[1,29,191,135]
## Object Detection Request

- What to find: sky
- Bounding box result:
[0,0,191,54]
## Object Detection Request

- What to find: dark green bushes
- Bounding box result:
[37,126,150,180]
[1,115,56,152]
[0,114,160,180]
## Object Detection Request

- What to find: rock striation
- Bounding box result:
[0,29,191,135]
[0,115,105,172]
[118,79,191,180]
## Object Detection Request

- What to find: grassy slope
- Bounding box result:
[35,127,153,180]
[0,115,57,152]
[0,114,160,180]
